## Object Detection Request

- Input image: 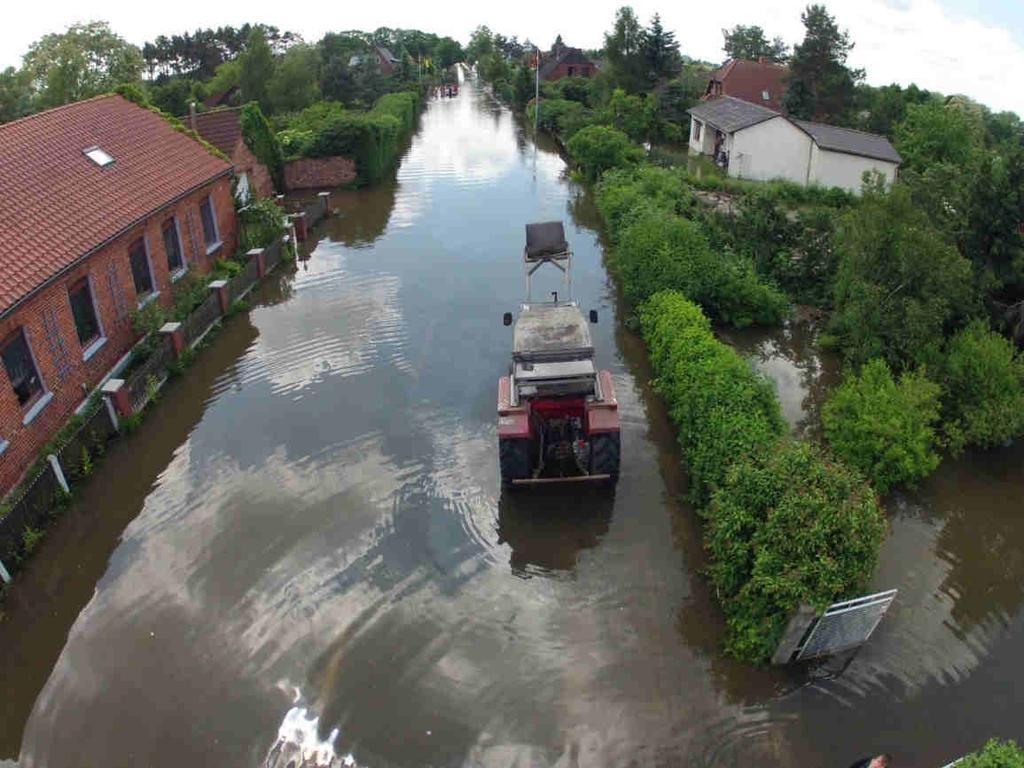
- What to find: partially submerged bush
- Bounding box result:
[565,125,643,182]
[527,98,591,140]
[940,320,1024,450]
[823,358,942,494]
[707,440,885,663]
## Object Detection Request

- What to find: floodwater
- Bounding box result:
[2,75,1023,767]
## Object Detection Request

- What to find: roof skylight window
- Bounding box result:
[84,146,114,167]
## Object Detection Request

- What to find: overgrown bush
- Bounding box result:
[239,197,287,252]
[829,184,975,369]
[614,208,788,326]
[823,358,942,493]
[707,439,885,663]
[958,739,1024,768]
[565,125,643,182]
[596,165,694,237]
[940,321,1024,450]
[170,270,212,321]
[527,98,592,140]
[638,291,785,503]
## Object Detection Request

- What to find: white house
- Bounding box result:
[687,96,901,194]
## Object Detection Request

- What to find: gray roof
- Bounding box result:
[687,96,780,133]
[792,119,902,164]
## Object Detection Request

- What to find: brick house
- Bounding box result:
[187,105,275,200]
[0,94,236,495]
[703,58,790,112]
[539,47,598,81]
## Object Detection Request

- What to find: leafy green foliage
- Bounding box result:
[239,197,287,251]
[707,440,884,663]
[565,125,643,181]
[638,291,785,503]
[23,21,143,108]
[268,44,320,114]
[940,321,1024,450]
[823,359,942,493]
[170,270,212,321]
[527,99,591,140]
[596,168,789,326]
[895,101,980,173]
[829,183,975,369]
[958,739,1024,768]
[239,102,284,191]
[722,25,788,63]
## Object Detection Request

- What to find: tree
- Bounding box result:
[23,21,143,107]
[823,359,942,493]
[642,14,681,83]
[434,37,463,68]
[829,183,975,369]
[147,77,196,116]
[466,26,494,63]
[268,44,320,114]
[783,5,863,122]
[721,25,788,63]
[239,28,275,113]
[895,100,980,173]
[0,67,33,123]
[604,6,647,92]
[513,64,535,108]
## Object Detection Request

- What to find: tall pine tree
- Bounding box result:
[783,5,863,123]
[642,14,681,84]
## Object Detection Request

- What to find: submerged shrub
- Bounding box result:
[940,321,1024,450]
[823,358,942,493]
[565,125,643,182]
[957,739,1024,768]
[707,440,885,664]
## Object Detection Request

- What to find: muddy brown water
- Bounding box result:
[2,76,1023,768]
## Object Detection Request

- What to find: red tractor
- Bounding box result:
[498,222,620,487]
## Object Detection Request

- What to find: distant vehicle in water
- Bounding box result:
[498,221,620,487]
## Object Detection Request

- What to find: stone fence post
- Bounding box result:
[159,322,185,359]
[246,247,267,278]
[291,212,308,242]
[318,191,331,216]
[101,378,133,421]
[209,280,230,315]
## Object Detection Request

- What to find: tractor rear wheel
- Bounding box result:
[499,438,531,487]
[590,432,620,484]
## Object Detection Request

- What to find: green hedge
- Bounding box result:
[639,291,785,503]
[639,291,885,663]
[281,91,422,184]
[526,98,592,141]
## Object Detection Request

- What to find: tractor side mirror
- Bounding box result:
[589,309,599,324]
[503,312,513,327]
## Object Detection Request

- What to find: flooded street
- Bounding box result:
[2,76,1023,767]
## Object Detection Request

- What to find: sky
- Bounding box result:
[2,0,1022,116]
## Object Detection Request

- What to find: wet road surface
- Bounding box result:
[2,75,1023,767]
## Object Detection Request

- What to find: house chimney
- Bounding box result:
[189,102,197,132]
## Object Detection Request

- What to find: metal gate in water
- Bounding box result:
[795,589,898,661]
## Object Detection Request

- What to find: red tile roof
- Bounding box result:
[188,107,243,157]
[0,94,231,316]
[705,59,790,112]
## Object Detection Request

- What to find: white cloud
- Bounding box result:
[2,0,1022,115]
